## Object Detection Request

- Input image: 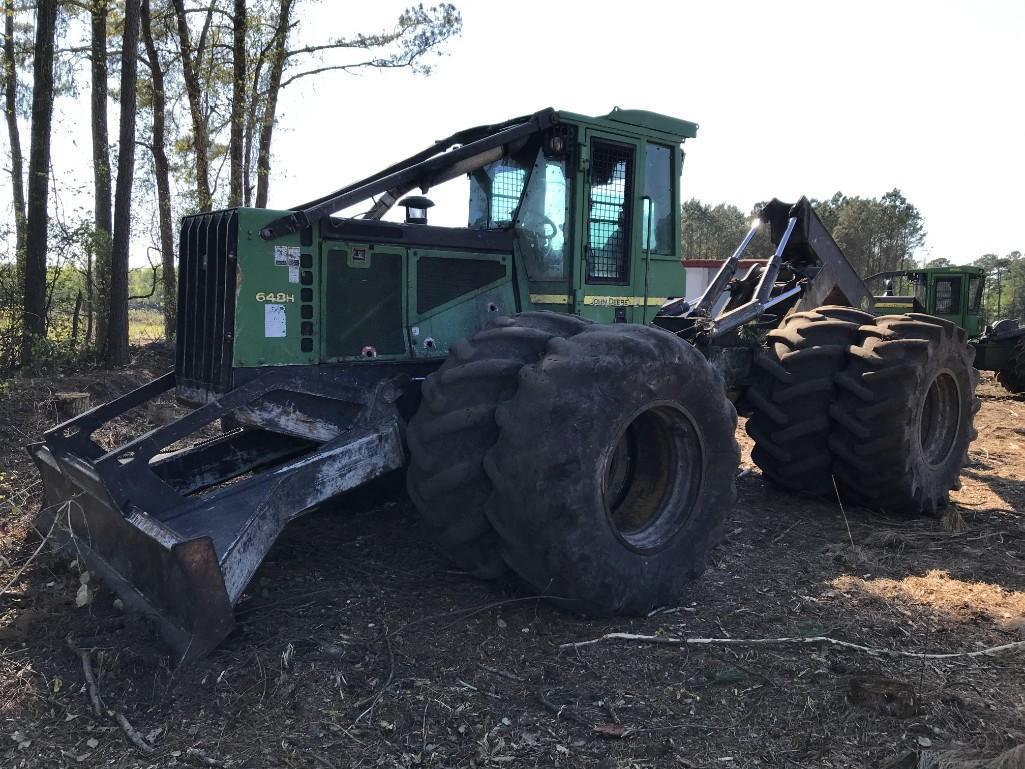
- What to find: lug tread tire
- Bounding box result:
[996,335,1025,393]
[406,311,592,578]
[829,314,980,516]
[483,324,740,616]
[745,306,875,495]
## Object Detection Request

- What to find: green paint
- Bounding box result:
[872,265,986,337]
[199,108,700,370]
[231,208,315,367]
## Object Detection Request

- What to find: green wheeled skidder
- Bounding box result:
[30,107,980,659]
[867,265,1025,393]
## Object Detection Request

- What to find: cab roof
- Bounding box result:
[558,107,699,143]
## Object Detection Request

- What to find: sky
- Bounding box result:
[23,0,1025,266]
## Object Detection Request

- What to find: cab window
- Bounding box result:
[586,140,634,283]
[468,159,529,229]
[934,277,961,315]
[968,276,983,312]
[641,144,673,255]
[516,149,569,280]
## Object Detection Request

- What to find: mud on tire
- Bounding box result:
[406,312,592,578]
[745,306,875,496]
[483,324,740,615]
[829,313,980,515]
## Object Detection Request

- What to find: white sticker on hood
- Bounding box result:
[264,304,286,337]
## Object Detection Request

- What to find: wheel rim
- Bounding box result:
[919,371,961,467]
[603,402,704,553]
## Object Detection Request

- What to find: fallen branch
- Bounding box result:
[558,632,1025,660]
[66,636,103,717]
[538,685,591,727]
[353,627,395,724]
[110,710,155,754]
[67,637,155,754]
[185,747,225,767]
[0,507,61,600]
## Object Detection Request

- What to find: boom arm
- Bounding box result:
[259,108,558,240]
[661,197,873,338]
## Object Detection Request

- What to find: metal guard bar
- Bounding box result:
[29,371,406,662]
[260,108,558,240]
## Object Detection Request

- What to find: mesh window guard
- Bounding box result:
[490,163,526,225]
[586,141,634,282]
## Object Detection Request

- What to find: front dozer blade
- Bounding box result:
[30,372,405,661]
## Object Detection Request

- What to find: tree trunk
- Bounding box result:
[255,0,293,208]
[171,0,212,211]
[3,0,26,277]
[71,289,82,342]
[104,0,140,367]
[242,49,265,207]
[91,0,112,350]
[228,0,245,206]
[141,0,176,340]
[21,0,58,363]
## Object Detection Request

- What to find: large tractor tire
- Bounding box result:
[482,324,740,615]
[995,335,1025,394]
[829,314,980,515]
[745,305,875,496]
[406,311,592,578]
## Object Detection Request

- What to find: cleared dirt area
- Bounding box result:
[0,350,1022,768]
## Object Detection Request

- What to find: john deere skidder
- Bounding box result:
[30,107,980,659]
[868,265,1025,392]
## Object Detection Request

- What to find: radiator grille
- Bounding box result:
[417,257,505,314]
[175,211,238,397]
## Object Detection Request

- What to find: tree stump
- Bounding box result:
[53,393,91,424]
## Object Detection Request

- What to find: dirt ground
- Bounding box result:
[0,348,1023,769]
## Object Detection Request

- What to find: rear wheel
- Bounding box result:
[745,306,875,496]
[406,312,592,578]
[995,335,1025,393]
[829,314,979,515]
[483,324,739,615]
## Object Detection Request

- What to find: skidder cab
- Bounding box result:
[30,107,980,660]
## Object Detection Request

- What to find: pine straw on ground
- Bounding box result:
[0,361,1021,769]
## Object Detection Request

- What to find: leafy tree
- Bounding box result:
[91,0,113,350]
[104,0,142,367]
[813,189,925,279]
[2,0,26,274]
[140,0,175,338]
[680,199,750,261]
[167,0,462,212]
[22,0,58,363]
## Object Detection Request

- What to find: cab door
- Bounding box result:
[574,130,642,323]
[929,272,967,329]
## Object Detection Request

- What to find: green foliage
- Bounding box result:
[680,199,752,261]
[682,190,926,278]
[812,189,925,279]
[973,251,1025,322]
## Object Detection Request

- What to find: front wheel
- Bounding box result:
[483,324,739,615]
